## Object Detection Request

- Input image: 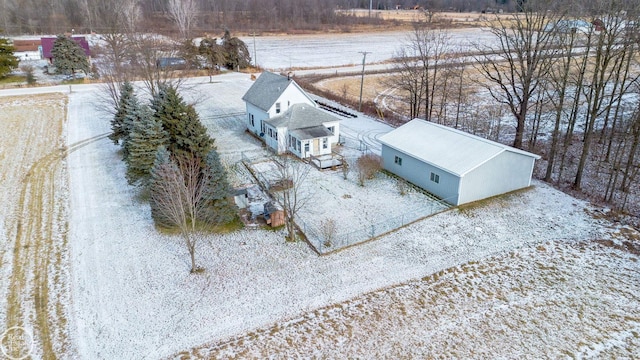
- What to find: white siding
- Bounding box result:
[246,103,269,136]
[267,83,315,117]
[458,150,536,204]
[323,120,340,145]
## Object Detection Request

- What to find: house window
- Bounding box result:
[304,142,310,153]
[250,114,254,127]
[327,126,335,134]
[394,156,402,166]
[276,102,281,114]
[430,172,440,184]
[323,138,328,149]
[268,128,272,137]
[297,140,301,151]
[261,120,265,133]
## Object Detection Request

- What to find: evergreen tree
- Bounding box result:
[151,84,214,160]
[125,106,169,186]
[221,29,251,70]
[121,93,146,160]
[148,146,179,228]
[200,149,238,225]
[0,37,19,78]
[51,34,90,75]
[109,81,134,145]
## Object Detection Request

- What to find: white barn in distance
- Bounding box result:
[379,119,540,206]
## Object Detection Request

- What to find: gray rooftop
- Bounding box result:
[241,71,294,112]
[379,119,540,176]
[265,104,339,134]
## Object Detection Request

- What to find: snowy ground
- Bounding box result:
[57,73,629,359]
[240,28,495,71]
[190,240,640,359]
[0,40,638,357]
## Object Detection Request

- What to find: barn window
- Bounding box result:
[430,172,440,184]
[394,156,402,165]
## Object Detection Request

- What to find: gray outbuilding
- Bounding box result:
[379,119,541,206]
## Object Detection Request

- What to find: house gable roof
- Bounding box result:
[242,71,314,112]
[41,36,91,59]
[379,119,540,177]
[265,103,338,131]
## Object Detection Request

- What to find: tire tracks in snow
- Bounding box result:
[5,130,110,358]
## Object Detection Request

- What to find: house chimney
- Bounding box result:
[287,72,292,80]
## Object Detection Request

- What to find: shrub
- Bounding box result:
[356,153,382,186]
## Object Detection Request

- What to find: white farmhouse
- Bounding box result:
[379,119,540,206]
[242,71,341,158]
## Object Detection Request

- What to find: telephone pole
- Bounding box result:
[358,51,370,112]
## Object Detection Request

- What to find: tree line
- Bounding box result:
[0,0,560,36]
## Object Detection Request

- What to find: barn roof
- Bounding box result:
[41,36,91,59]
[379,119,540,177]
[242,71,314,112]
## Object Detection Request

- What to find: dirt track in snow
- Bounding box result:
[0,93,108,358]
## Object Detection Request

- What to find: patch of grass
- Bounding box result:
[0,74,26,84]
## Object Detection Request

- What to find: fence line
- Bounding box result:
[298,199,451,254]
[242,151,453,255]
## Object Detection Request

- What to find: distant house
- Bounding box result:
[40,36,91,64]
[12,39,42,61]
[242,71,341,159]
[379,119,540,206]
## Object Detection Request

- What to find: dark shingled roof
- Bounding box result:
[265,103,338,140]
[290,126,334,140]
[242,71,293,112]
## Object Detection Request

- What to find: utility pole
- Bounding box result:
[358,51,370,112]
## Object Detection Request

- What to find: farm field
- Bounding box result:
[0,72,638,359]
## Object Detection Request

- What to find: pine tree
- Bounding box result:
[109,81,134,145]
[125,106,169,186]
[121,92,145,160]
[0,37,19,78]
[51,35,90,76]
[151,84,214,160]
[200,149,238,225]
[148,146,178,228]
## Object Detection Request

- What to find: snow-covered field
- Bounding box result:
[241,28,495,71]
[1,53,639,358]
[191,240,640,359]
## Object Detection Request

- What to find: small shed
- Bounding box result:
[263,201,285,227]
[379,119,541,206]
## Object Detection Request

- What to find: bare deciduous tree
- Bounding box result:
[473,0,562,149]
[150,151,207,273]
[167,0,198,39]
[273,155,312,242]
